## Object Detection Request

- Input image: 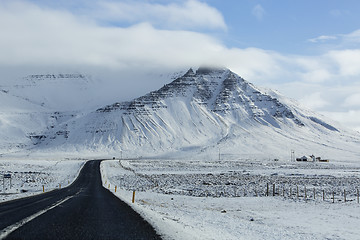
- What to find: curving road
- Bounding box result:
[0,160,161,240]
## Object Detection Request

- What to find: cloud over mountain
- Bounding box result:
[1,0,360,131]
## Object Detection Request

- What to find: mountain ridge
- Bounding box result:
[98,67,319,131]
[27,67,359,160]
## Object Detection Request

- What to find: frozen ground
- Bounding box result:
[0,158,85,202]
[102,159,360,240]
[2,157,359,239]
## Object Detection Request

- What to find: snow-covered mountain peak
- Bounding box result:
[2,67,359,160]
[97,67,303,128]
[97,67,234,112]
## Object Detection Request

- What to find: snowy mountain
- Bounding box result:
[0,73,96,154]
[0,73,104,111]
[22,67,360,160]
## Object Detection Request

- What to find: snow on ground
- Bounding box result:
[0,158,85,202]
[101,159,360,240]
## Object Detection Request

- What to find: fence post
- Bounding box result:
[344,189,346,203]
[357,189,359,204]
[304,186,307,200]
[266,183,269,196]
[290,187,292,198]
[313,188,315,200]
[323,190,325,201]
[297,185,299,199]
[273,184,275,196]
[332,191,335,203]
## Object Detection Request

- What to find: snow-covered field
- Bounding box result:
[2,157,359,239]
[101,159,360,240]
[0,158,85,202]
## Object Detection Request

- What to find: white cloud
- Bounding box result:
[344,93,360,107]
[252,4,265,21]
[300,69,333,83]
[0,1,281,80]
[308,35,338,43]
[0,1,223,68]
[1,1,360,131]
[321,110,360,132]
[96,0,227,31]
[299,92,329,110]
[342,29,360,44]
[291,56,336,83]
[309,29,360,47]
[0,0,281,101]
[327,49,360,76]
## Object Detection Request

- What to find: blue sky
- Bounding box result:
[24,0,360,54]
[1,0,360,131]
[211,0,360,54]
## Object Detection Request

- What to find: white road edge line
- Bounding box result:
[0,194,76,239]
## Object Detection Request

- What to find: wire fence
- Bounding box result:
[116,160,360,203]
[263,183,360,204]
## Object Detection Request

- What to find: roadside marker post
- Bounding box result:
[273,184,275,196]
[115,186,117,192]
[43,185,45,193]
[313,188,316,200]
[296,185,299,199]
[3,174,12,190]
[132,191,136,203]
[266,183,268,196]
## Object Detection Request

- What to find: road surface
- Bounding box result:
[0,160,161,240]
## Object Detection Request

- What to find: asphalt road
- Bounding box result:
[0,160,161,240]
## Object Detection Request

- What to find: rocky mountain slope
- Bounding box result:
[25,67,360,160]
[0,74,94,154]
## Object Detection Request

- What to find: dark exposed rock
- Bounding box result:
[96,68,305,126]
